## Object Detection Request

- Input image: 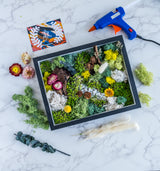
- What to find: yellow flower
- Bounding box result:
[45,84,52,92]
[81,70,90,79]
[64,105,72,113]
[104,88,114,97]
[104,49,112,60]
[43,72,52,92]
[106,77,115,84]
[44,71,51,78]
[104,49,118,61]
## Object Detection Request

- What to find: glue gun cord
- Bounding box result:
[137,34,160,46]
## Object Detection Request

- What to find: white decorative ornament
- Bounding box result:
[98,62,108,74]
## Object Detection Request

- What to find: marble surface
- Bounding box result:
[0,0,160,170]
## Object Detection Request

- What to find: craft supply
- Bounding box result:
[21,52,31,65]
[22,65,35,79]
[89,7,160,46]
[80,116,139,139]
[138,92,151,106]
[134,63,153,86]
[9,63,23,76]
[27,19,66,51]
[33,37,141,130]
[12,86,49,129]
[15,131,70,156]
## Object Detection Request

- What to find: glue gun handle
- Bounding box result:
[114,18,137,40]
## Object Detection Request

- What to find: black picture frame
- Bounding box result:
[33,35,141,130]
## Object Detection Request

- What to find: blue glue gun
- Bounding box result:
[89,7,137,40]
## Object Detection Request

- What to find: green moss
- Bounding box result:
[40,61,52,75]
[102,43,117,51]
[88,103,105,115]
[85,73,104,93]
[51,56,65,71]
[110,82,134,106]
[94,64,100,73]
[12,86,49,129]
[90,97,106,107]
[101,67,111,77]
[52,110,73,124]
[139,92,151,106]
[108,54,124,70]
[99,77,109,88]
[116,96,127,104]
[74,51,90,74]
[70,98,89,119]
[66,74,83,107]
[64,53,76,66]
[135,63,153,86]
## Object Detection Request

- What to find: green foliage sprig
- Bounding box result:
[110,82,134,106]
[15,131,70,156]
[12,86,49,129]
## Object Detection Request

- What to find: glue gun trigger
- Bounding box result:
[108,24,122,35]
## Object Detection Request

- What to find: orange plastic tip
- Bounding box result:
[88,25,96,32]
[108,24,122,35]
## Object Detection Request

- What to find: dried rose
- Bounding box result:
[21,52,31,65]
[22,65,35,79]
[9,63,23,76]
[84,92,91,99]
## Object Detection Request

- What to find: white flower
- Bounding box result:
[46,90,67,111]
[98,62,108,74]
[111,69,127,82]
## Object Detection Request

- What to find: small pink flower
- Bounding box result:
[22,65,35,79]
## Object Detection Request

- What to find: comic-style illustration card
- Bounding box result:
[27,19,66,52]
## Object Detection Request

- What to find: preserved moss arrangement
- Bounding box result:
[39,41,135,125]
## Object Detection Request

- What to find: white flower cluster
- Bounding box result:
[104,97,124,111]
[111,69,127,82]
[80,84,106,100]
[46,90,67,111]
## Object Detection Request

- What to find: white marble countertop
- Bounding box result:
[0,0,160,170]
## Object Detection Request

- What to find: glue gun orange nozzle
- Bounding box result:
[88,26,96,32]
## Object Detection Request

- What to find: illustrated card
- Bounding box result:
[27,19,66,52]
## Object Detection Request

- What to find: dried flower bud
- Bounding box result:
[84,92,91,99]
[21,52,31,65]
[77,90,83,97]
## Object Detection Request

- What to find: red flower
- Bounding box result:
[9,63,23,76]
